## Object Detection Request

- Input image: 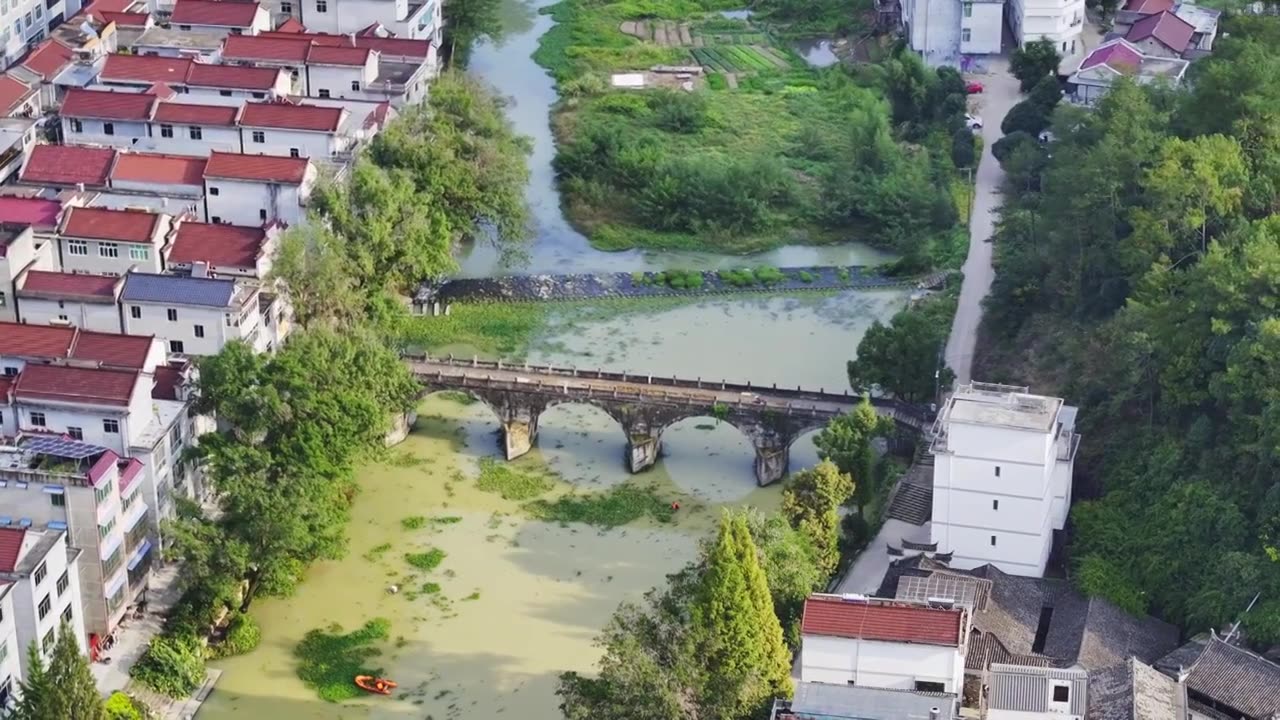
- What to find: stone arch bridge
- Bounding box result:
[403,355,930,486]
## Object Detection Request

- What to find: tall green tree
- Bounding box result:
[781,461,854,576]
[269,224,365,330]
[15,624,105,720]
[847,297,955,403]
[1010,39,1061,91]
[442,0,502,66]
[814,398,895,513]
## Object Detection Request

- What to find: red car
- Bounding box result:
[966,81,984,94]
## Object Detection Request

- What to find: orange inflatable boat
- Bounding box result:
[354,675,397,695]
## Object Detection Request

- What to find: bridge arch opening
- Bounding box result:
[536,402,633,487]
[659,416,762,503]
[417,389,507,454]
[790,428,824,474]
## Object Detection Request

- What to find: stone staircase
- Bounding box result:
[884,444,934,526]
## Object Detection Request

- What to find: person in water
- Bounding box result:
[375,680,387,692]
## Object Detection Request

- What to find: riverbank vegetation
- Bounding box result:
[535,0,972,266]
[976,16,1280,644]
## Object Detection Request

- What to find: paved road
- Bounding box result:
[944,58,1022,384]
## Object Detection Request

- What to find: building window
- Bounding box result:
[194,324,205,338]
[100,242,119,258]
[0,291,5,307]
[211,216,222,224]
[251,130,265,143]
[316,0,327,11]
[37,595,50,620]
[50,494,64,508]
[259,209,267,221]
[103,547,122,578]
[1,367,13,376]
[317,89,330,98]
[252,92,265,99]
[289,148,300,158]
[178,23,190,30]
[1053,685,1070,702]
[992,499,999,510]
[94,479,113,504]
[60,605,72,625]
[219,90,232,97]
[129,246,150,261]
[914,681,945,693]
[170,340,185,353]
[56,571,68,596]
[29,411,45,427]
[130,306,141,319]
[990,535,997,546]
[350,80,360,91]
[68,118,83,133]
[962,1,972,16]
[98,517,116,540]
[67,240,87,256]
[103,418,120,434]
[41,629,53,654]
[33,562,46,586]
[209,186,220,196]
[167,308,178,321]
[160,124,174,138]
[281,0,292,10]
[961,28,971,42]
[994,465,1000,477]
[103,122,114,135]
[57,314,68,322]
[189,126,203,140]
[67,426,83,441]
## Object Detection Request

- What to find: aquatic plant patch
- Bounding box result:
[475,458,556,500]
[294,618,391,703]
[405,548,447,571]
[525,482,676,527]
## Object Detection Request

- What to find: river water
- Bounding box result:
[196,3,909,718]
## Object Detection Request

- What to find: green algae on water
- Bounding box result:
[294,618,391,702]
[475,458,555,500]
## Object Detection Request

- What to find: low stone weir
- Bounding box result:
[414,266,945,311]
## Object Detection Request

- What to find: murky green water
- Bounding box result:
[198,291,907,719]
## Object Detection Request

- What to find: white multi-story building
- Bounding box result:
[120,272,269,355]
[165,221,277,278]
[0,527,87,678]
[0,0,79,67]
[799,594,967,694]
[95,54,290,101]
[1007,0,1086,56]
[292,0,441,42]
[203,151,314,226]
[0,584,18,707]
[238,101,350,160]
[0,223,57,322]
[960,0,1004,54]
[14,270,125,331]
[930,382,1079,577]
[55,206,171,276]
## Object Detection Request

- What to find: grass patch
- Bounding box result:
[431,515,463,525]
[423,582,442,594]
[294,618,391,703]
[525,482,675,527]
[362,543,392,562]
[405,548,447,571]
[434,390,477,405]
[475,458,556,500]
[399,302,547,358]
[401,516,427,530]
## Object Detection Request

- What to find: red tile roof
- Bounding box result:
[0,74,33,115]
[62,206,162,243]
[259,31,431,59]
[118,457,144,492]
[99,54,192,84]
[1081,41,1144,72]
[152,101,240,126]
[0,198,63,229]
[20,40,73,81]
[70,331,155,368]
[1123,0,1173,13]
[19,270,120,302]
[112,152,207,186]
[151,363,184,400]
[1126,10,1195,53]
[274,16,305,32]
[82,0,140,15]
[99,10,150,25]
[204,151,310,182]
[186,63,282,90]
[0,528,25,573]
[801,596,964,647]
[306,44,371,66]
[169,221,266,268]
[240,101,342,131]
[171,0,262,26]
[15,364,140,406]
[21,144,116,186]
[60,87,156,121]
[86,448,120,487]
[222,34,311,62]
[0,323,76,359]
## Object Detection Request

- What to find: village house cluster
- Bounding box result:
[0,0,440,705]
[777,383,1280,720]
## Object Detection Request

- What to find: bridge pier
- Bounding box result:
[752,436,793,486]
[497,402,543,460]
[627,433,662,473]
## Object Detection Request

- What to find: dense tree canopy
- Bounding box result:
[1010,39,1061,91]
[979,17,1280,646]
[16,624,105,720]
[781,460,854,577]
[814,398,895,512]
[847,293,956,403]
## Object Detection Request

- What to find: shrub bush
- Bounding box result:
[755,266,785,285]
[648,90,708,133]
[992,131,1036,164]
[105,692,149,720]
[131,634,206,698]
[209,612,262,659]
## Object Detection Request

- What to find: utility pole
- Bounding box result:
[1224,592,1261,644]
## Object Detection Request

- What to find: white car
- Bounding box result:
[966,114,983,131]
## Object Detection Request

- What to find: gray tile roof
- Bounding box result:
[785,682,955,720]
[1088,657,1186,720]
[121,272,236,308]
[1156,636,1280,719]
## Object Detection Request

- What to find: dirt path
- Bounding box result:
[679,23,693,45]
[725,73,739,89]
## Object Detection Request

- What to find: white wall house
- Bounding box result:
[987,664,1087,720]
[0,223,57,322]
[1008,0,1086,56]
[930,382,1079,577]
[94,54,290,101]
[165,221,276,279]
[56,206,171,276]
[120,272,266,355]
[203,151,314,226]
[238,101,350,160]
[961,0,1004,54]
[0,527,88,680]
[0,586,19,708]
[294,0,441,42]
[799,594,967,694]
[144,103,241,157]
[59,87,155,151]
[14,270,125,332]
